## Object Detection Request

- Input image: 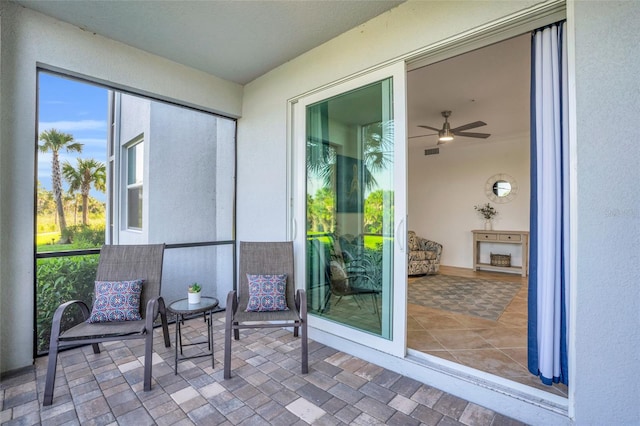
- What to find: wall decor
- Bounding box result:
[485,173,518,203]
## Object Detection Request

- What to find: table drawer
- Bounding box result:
[477,233,497,241]
[499,234,521,242]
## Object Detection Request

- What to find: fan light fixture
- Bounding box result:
[417,110,491,145]
[438,126,454,143]
[438,112,454,144]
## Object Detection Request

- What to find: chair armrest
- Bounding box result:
[226,290,238,319]
[49,300,91,344]
[420,239,443,256]
[144,296,166,329]
[295,289,307,319]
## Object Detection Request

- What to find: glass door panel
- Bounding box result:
[305,78,395,338]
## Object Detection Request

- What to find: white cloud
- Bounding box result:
[39,120,106,132]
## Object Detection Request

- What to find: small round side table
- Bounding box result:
[167,296,219,374]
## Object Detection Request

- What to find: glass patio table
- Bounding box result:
[167,296,219,374]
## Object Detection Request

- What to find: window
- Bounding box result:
[35,71,237,355]
[126,138,143,229]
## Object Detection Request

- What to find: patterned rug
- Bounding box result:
[408,274,521,321]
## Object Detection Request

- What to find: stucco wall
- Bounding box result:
[570,1,640,424]
[0,2,242,372]
[238,0,640,424]
[236,0,543,243]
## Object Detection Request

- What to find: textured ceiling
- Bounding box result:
[15,0,404,85]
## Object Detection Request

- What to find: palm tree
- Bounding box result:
[62,158,106,226]
[306,119,394,192]
[38,129,83,242]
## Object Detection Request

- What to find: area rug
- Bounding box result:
[408,275,521,321]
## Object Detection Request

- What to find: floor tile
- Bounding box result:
[408,267,567,397]
[285,397,326,424]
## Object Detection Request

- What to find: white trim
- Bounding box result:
[287,0,565,104]
[406,0,566,71]
[293,61,408,357]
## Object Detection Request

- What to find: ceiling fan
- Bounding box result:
[413,110,491,145]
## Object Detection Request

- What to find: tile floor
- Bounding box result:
[1,311,527,425]
[407,266,568,397]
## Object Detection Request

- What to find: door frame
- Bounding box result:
[290,61,407,357]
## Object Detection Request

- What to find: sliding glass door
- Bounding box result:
[294,62,407,356]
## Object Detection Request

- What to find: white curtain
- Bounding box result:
[527,21,569,386]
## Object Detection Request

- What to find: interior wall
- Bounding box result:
[408,133,530,269]
[0,2,242,372]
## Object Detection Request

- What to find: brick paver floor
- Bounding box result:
[1,311,527,425]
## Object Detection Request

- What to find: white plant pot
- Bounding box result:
[188,292,201,304]
[484,219,493,230]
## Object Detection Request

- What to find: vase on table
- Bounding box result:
[188,291,201,304]
[484,219,493,230]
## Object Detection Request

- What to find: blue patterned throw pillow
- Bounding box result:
[245,274,289,312]
[87,279,144,323]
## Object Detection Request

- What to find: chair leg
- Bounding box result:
[233,322,240,340]
[301,320,308,374]
[43,341,59,406]
[161,314,171,348]
[372,293,381,324]
[320,289,331,313]
[224,320,233,379]
[143,330,153,391]
[298,289,309,374]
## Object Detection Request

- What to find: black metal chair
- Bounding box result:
[224,241,308,379]
[315,239,380,321]
[43,244,170,406]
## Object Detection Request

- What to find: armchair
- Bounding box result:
[408,231,442,276]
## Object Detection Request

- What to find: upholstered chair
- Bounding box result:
[407,231,442,275]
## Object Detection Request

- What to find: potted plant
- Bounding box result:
[188,282,202,304]
[474,203,498,230]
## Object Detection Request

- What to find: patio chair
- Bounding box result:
[224,241,308,379]
[315,239,380,322]
[43,244,170,406]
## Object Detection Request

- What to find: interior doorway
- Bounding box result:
[405,34,566,396]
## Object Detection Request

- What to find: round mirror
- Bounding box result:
[493,180,511,197]
[485,174,517,203]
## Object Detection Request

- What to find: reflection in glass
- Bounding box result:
[306,79,394,338]
[493,180,511,197]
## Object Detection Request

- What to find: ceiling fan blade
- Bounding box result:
[418,125,441,132]
[454,131,491,139]
[408,133,437,139]
[450,121,486,132]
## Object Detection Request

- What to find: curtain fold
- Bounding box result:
[527,21,569,386]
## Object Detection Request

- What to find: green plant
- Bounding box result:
[474,203,498,220]
[188,283,201,293]
[72,225,105,248]
[36,254,99,353]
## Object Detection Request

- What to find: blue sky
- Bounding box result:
[38,72,108,201]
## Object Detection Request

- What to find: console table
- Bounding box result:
[472,230,529,277]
